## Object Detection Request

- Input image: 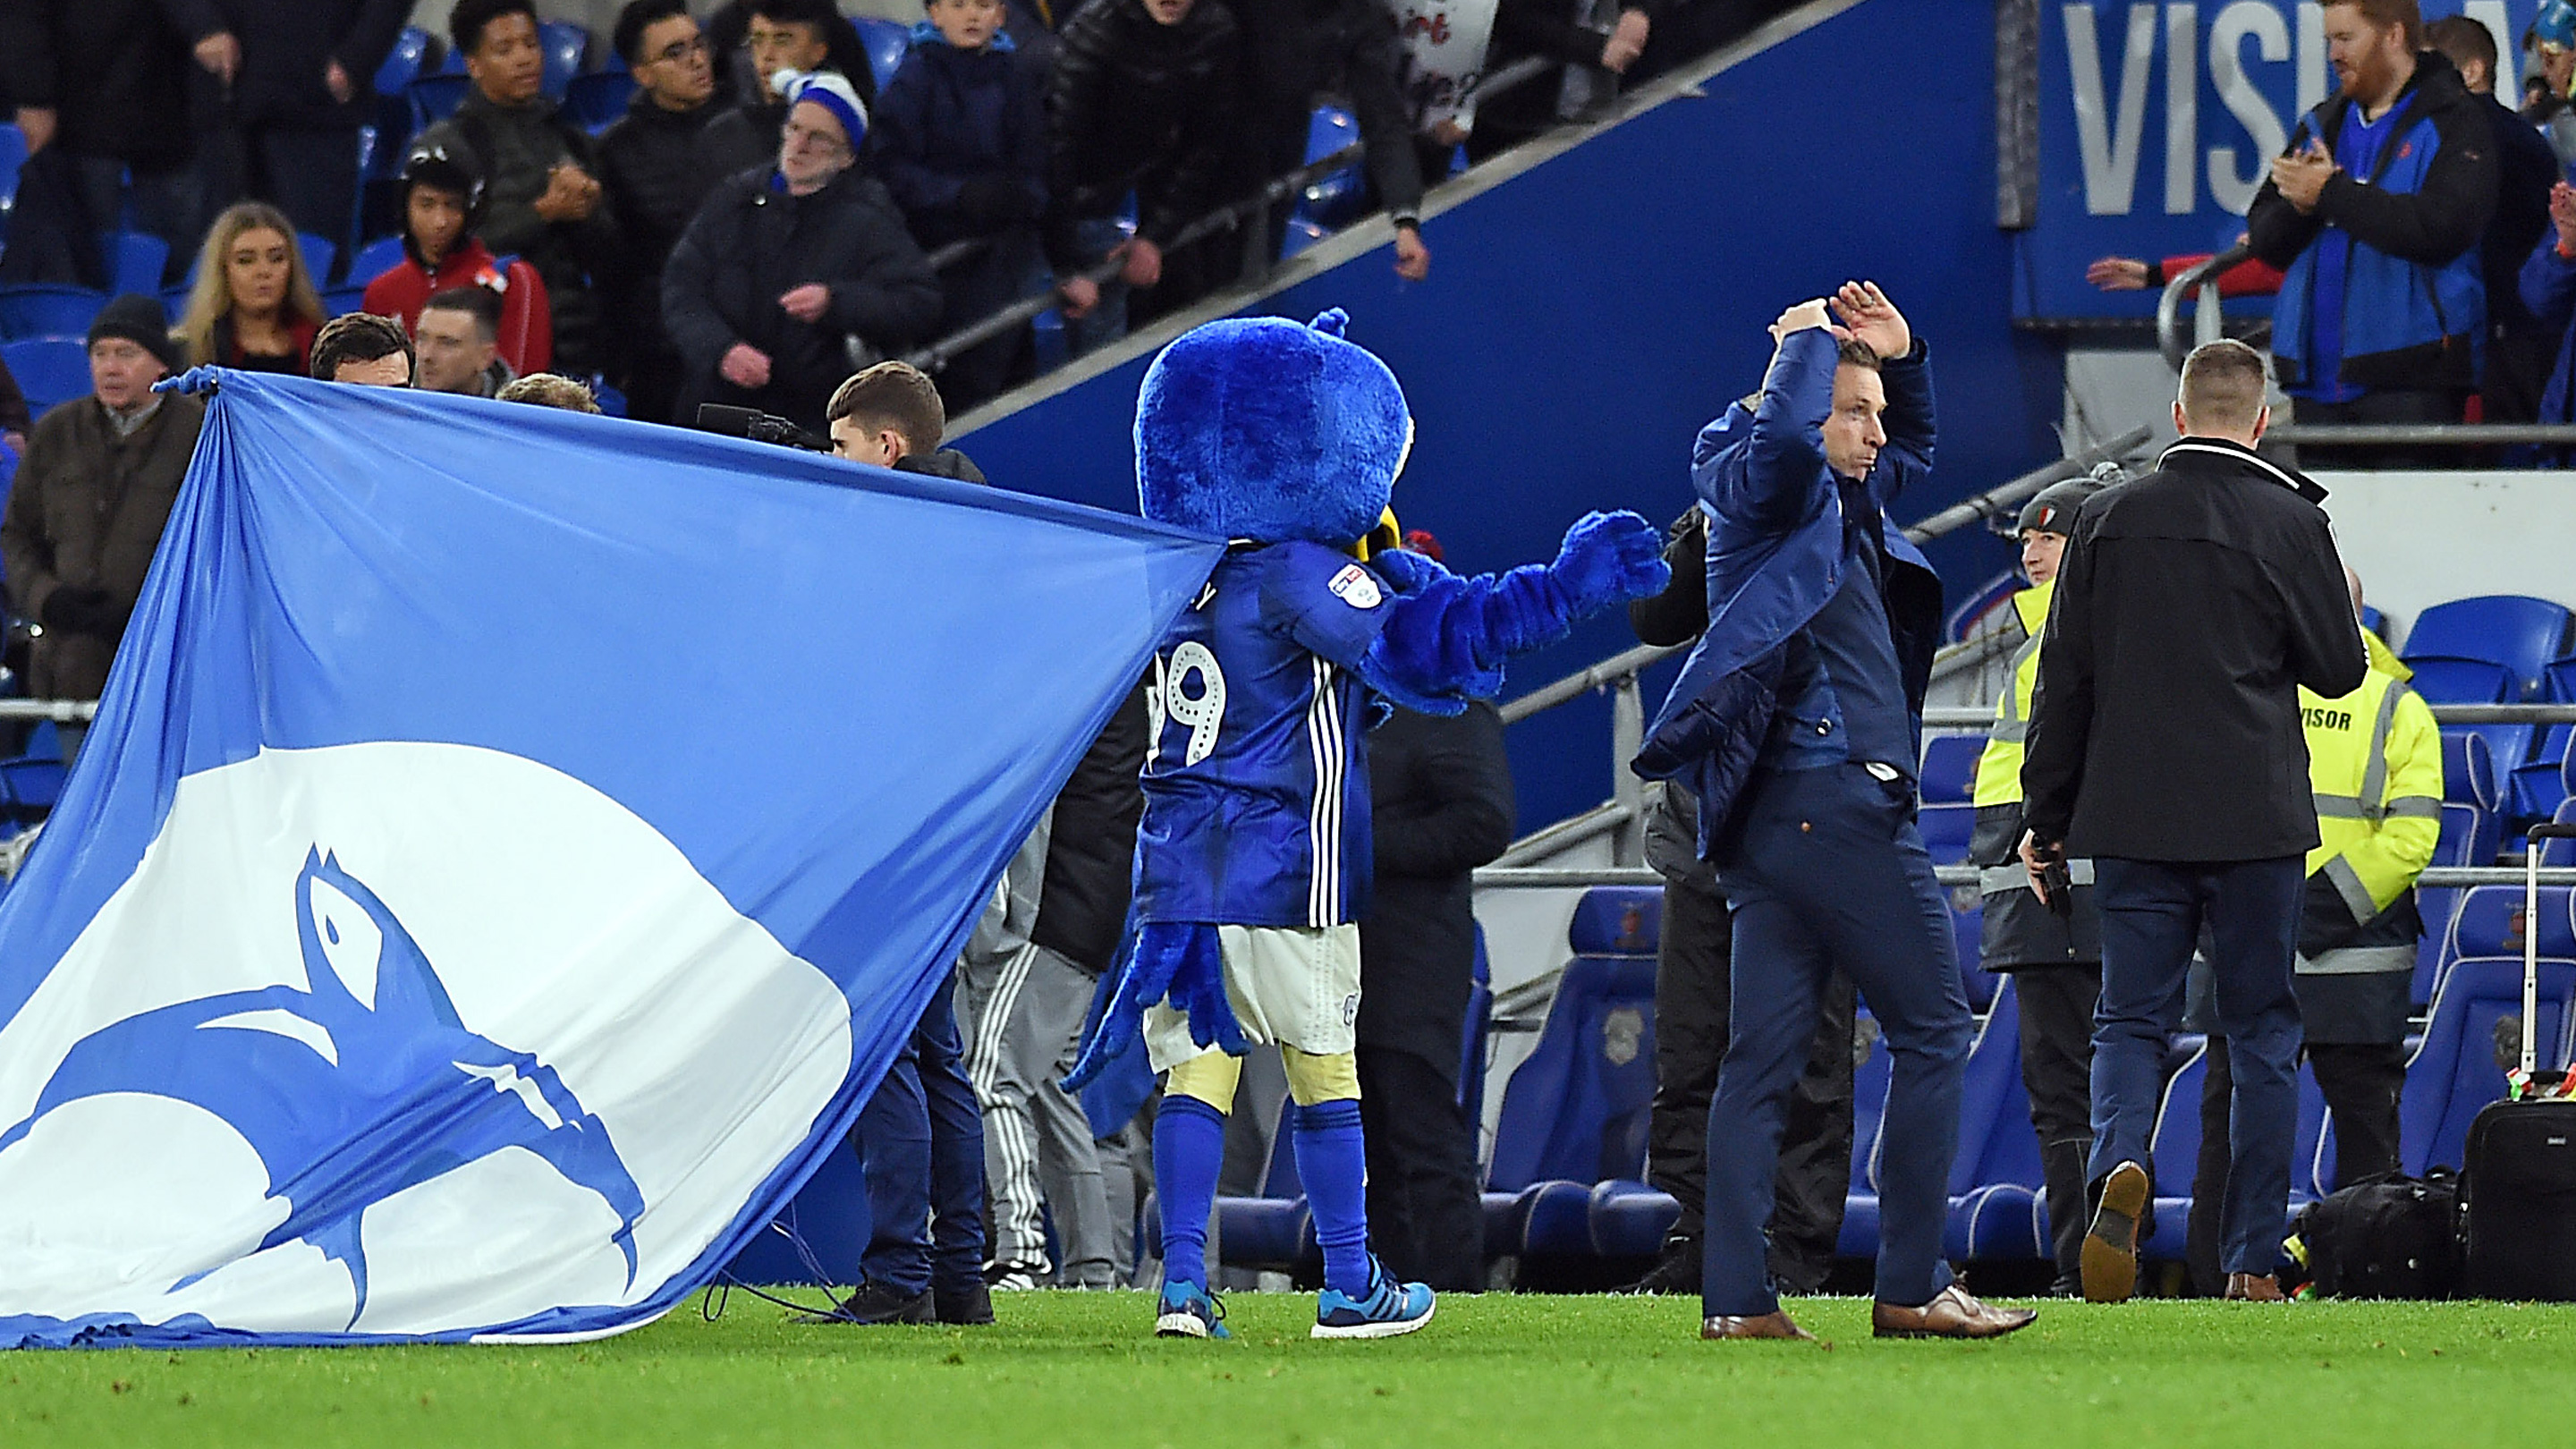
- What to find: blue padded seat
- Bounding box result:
[538,21,588,97]
[2402,596,2572,699]
[2402,955,2576,1174]
[1566,885,1660,956]
[1513,1179,1594,1256]
[1942,980,2047,1259]
[1212,1097,1314,1270]
[0,338,89,414]
[0,284,105,342]
[855,17,911,91]
[1917,801,1974,864]
[1585,1178,1678,1258]
[1484,953,1657,1191]
[2412,802,2487,1008]
[2442,729,2498,814]
[1918,733,1984,806]
[1836,1013,1890,1258]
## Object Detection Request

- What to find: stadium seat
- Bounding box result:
[565,71,638,133]
[2402,596,2572,699]
[322,285,366,317]
[0,284,106,342]
[2412,801,2488,1008]
[2448,883,2574,962]
[2442,728,2499,815]
[1211,1096,1315,1270]
[1918,733,1984,805]
[0,123,26,212]
[1917,800,1974,862]
[160,285,189,326]
[377,25,433,97]
[1,339,91,414]
[1462,925,1492,1114]
[2402,954,2576,1174]
[2408,656,2516,705]
[1297,106,1366,229]
[297,233,338,286]
[1943,980,2047,1259]
[2547,656,2576,706]
[1484,888,1659,1191]
[856,17,911,91]
[1586,1177,1678,1258]
[409,73,471,130]
[538,21,589,98]
[2360,603,2387,640]
[2542,798,2576,869]
[1950,893,1996,1010]
[1837,1012,1889,1258]
[0,756,64,816]
[352,234,406,286]
[2510,724,2572,827]
[97,232,170,296]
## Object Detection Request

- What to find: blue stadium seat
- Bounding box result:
[0,123,27,234]
[1918,733,1984,805]
[0,285,106,342]
[2511,724,2573,827]
[2449,883,2574,962]
[2402,596,2572,700]
[2402,954,2576,1174]
[97,232,169,296]
[1586,1177,1678,1258]
[1917,801,1974,863]
[1944,980,2047,1259]
[1949,891,1996,1010]
[2409,656,2517,705]
[565,71,638,133]
[1211,1096,1314,1270]
[159,285,189,326]
[352,234,406,287]
[410,73,471,130]
[322,284,365,317]
[1462,925,1491,1114]
[377,25,433,97]
[297,233,338,286]
[856,17,911,91]
[2361,603,2388,640]
[1838,1012,1889,1258]
[1,339,90,414]
[538,21,589,97]
[2412,801,2487,1008]
[2443,729,2499,815]
[2143,1040,2206,1258]
[2542,798,2576,869]
[1297,106,1366,229]
[1484,888,1659,1191]
[2548,656,2576,706]
[0,756,64,813]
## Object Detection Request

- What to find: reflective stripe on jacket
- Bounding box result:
[1971,580,2052,809]
[2297,635,2443,973]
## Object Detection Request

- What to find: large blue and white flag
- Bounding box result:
[0,371,1221,1348]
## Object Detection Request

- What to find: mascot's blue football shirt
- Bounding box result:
[1134,540,1393,928]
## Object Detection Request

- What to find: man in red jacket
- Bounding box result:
[361,144,554,377]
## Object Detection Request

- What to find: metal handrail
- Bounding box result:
[1477,864,2576,890]
[0,699,95,721]
[2156,242,2252,372]
[1924,702,2576,729]
[2268,424,2576,446]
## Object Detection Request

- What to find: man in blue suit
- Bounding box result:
[1636,284,2036,1342]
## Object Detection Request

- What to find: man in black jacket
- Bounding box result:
[2426,13,2559,427]
[167,0,409,256]
[698,0,878,177]
[664,74,941,432]
[1046,0,1244,337]
[2021,339,2368,1306]
[1226,0,1431,281]
[1354,533,1515,1292]
[600,0,724,428]
[1,0,200,268]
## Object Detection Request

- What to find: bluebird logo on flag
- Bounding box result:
[0,371,1223,1347]
[0,847,646,1326]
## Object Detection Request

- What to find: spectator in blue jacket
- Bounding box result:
[870,0,1048,412]
[2246,4,2496,469]
[2515,177,2576,464]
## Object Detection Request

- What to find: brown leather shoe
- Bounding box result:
[1872,1284,2039,1340]
[2081,1160,2150,1304]
[1701,1309,1817,1342]
[2224,1272,2286,1301]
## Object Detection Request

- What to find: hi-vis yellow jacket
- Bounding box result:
[2298,632,2443,970]
[1971,580,2051,809]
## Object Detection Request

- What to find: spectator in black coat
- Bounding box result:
[416,0,623,377]
[699,0,879,178]
[1467,0,1649,164]
[871,0,1049,413]
[2427,14,2560,426]
[1046,0,1244,340]
[0,0,200,269]
[1354,531,1516,1295]
[165,0,409,255]
[1225,0,1430,281]
[600,0,725,428]
[664,72,942,432]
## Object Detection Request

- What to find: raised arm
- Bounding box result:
[1691,309,1838,530]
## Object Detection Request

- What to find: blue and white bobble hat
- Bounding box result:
[774,68,869,147]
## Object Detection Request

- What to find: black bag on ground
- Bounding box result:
[2461,1097,2576,1300]
[2292,1171,2461,1299]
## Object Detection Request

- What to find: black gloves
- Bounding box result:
[38,585,118,636]
[954,175,1033,225]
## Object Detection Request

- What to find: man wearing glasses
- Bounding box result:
[662,68,943,434]
[601,0,724,426]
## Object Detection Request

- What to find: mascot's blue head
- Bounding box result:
[1134,309,1411,545]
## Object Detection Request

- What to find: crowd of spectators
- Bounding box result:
[0,0,1796,433]
[2085,3,2576,469]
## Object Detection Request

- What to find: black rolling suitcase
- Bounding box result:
[2459,823,2576,1301]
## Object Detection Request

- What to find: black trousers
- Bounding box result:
[2187,1036,2408,1294]
[2010,963,2101,1289]
[1649,865,1854,1291]
[1356,1045,1486,1292]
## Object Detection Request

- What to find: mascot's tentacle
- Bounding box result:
[1063,921,1250,1089]
[1358,510,1671,709]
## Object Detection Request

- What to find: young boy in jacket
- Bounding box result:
[869,0,1047,412]
[360,143,554,377]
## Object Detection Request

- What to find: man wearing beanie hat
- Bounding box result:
[663,67,940,430]
[0,294,203,755]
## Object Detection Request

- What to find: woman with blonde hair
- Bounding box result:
[177,204,328,373]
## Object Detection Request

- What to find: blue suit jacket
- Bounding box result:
[1633,328,1944,855]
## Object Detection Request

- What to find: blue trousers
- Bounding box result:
[851,970,987,1296]
[1704,764,1970,1315]
[2089,856,2304,1276]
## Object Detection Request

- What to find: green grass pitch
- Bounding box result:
[4,1291,2572,1446]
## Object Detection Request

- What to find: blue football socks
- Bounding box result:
[1154,1094,1228,1290]
[1291,1098,1372,1297]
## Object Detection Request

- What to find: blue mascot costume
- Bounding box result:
[1068,309,1669,1338]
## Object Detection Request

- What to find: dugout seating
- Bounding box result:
[2401,595,2572,702]
[2402,953,2576,1175]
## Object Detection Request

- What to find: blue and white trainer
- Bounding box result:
[1311,1258,1436,1340]
[1155,1280,1231,1339]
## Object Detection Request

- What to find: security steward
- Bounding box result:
[1965,478,2104,1298]
[2021,338,2368,1306]
[2189,568,2439,1284]
[1636,282,2034,1342]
